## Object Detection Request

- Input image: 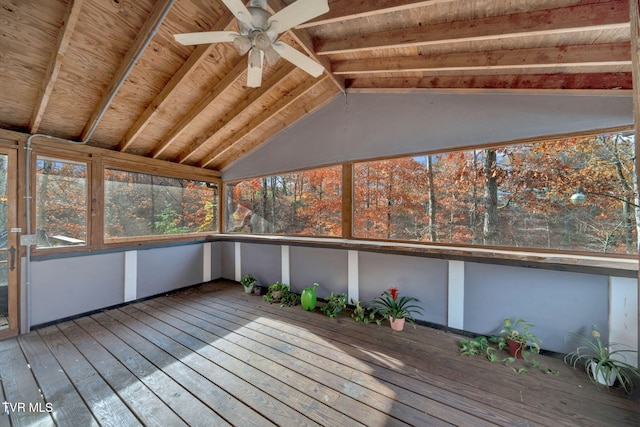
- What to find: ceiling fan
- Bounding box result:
[174,0,329,88]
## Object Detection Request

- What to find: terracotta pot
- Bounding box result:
[508,339,524,359]
[271,290,283,302]
[390,317,405,331]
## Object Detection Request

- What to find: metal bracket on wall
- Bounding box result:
[20,234,37,246]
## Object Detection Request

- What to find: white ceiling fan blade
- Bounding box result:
[174,31,238,46]
[268,0,329,33]
[221,0,253,24]
[247,48,264,88]
[272,42,324,77]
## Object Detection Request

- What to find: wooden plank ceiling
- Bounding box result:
[0,0,632,172]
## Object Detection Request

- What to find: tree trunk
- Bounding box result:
[483,149,499,245]
[427,155,437,242]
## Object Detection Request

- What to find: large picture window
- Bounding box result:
[36,157,88,248]
[226,166,342,236]
[104,169,218,239]
[353,132,637,254]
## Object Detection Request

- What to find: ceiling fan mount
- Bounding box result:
[174,0,329,87]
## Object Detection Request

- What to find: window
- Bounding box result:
[104,169,218,239]
[226,166,342,236]
[353,132,637,254]
[36,157,88,248]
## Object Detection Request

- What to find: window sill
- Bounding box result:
[210,234,638,278]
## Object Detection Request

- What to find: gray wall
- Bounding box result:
[464,262,609,352]
[241,243,281,286]
[137,245,203,299]
[359,252,448,325]
[221,241,235,280]
[290,246,348,296]
[222,92,633,180]
[31,252,125,325]
[210,242,222,280]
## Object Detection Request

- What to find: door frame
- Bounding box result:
[0,147,19,339]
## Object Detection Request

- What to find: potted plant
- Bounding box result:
[263,281,289,303]
[240,274,257,294]
[496,318,541,359]
[370,287,423,331]
[564,325,640,393]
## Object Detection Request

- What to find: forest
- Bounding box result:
[228,132,638,254]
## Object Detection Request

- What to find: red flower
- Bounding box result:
[389,287,399,301]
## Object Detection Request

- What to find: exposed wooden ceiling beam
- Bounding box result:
[333,42,631,75]
[345,72,633,92]
[119,8,235,153]
[317,1,630,56]
[150,58,247,159]
[29,0,85,133]
[79,0,174,142]
[199,74,329,169]
[175,64,298,164]
[297,0,457,29]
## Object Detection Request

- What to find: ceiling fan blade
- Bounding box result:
[268,0,329,33]
[247,48,264,88]
[272,42,324,77]
[174,31,238,46]
[221,0,253,25]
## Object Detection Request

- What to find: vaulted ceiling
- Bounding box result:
[0,0,633,172]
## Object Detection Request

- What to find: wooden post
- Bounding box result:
[342,162,353,239]
[630,0,640,367]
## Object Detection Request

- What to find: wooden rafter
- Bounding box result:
[333,42,632,75]
[199,74,330,169]
[29,0,85,133]
[176,64,298,164]
[297,0,457,29]
[150,58,247,159]
[79,0,174,142]
[316,1,630,56]
[119,8,235,153]
[345,73,633,92]
[266,0,345,92]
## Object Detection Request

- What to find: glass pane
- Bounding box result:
[353,132,637,254]
[225,166,342,236]
[104,170,218,238]
[36,157,87,248]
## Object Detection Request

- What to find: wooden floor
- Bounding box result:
[0,281,639,426]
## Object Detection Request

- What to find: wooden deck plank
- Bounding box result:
[89,311,262,427]
[0,281,637,426]
[176,290,557,425]
[144,296,505,426]
[117,304,364,427]
[0,338,53,427]
[55,321,187,426]
[17,332,98,427]
[105,306,319,427]
[36,325,143,427]
[137,299,453,427]
[72,315,230,427]
[196,285,640,426]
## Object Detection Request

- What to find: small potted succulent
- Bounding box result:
[370,287,423,331]
[564,325,639,393]
[240,274,257,294]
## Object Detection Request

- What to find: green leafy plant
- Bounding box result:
[263,281,290,304]
[496,318,542,359]
[350,299,381,324]
[320,292,347,318]
[240,274,257,289]
[564,325,640,393]
[279,290,300,307]
[370,287,423,327]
